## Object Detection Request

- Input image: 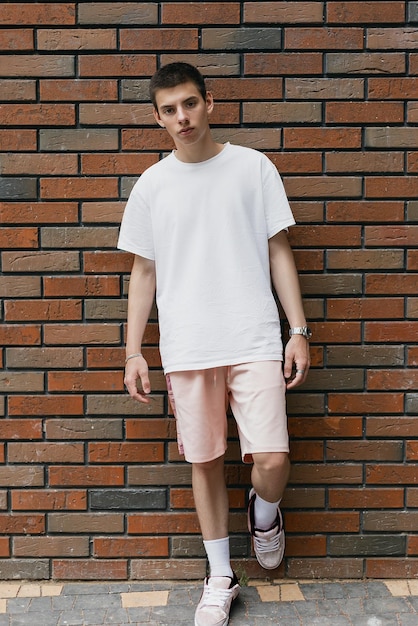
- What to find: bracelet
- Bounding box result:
[125,352,143,365]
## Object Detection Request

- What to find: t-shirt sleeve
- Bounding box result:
[117,181,155,260]
[261,156,296,238]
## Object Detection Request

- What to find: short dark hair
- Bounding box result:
[149,62,207,110]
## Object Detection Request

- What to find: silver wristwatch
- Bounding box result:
[289,326,312,340]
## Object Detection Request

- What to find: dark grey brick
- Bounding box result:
[121,79,150,101]
[329,534,406,556]
[90,488,166,510]
[0,178,37,200]
[202,28,282,50]
[409,3,418,22]
[0,559,49,580]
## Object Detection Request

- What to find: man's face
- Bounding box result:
[153,81,214,148]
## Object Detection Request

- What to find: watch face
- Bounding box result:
[305,327,312,339]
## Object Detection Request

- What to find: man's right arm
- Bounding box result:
[124,254,156,403]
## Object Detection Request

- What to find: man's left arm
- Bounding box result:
[268,229,311,389]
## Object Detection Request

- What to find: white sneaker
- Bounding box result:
[194,575,240,626]
[247,487,285,570]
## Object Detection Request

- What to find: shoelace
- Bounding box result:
[201,584,234,608]
[253,528,282,553]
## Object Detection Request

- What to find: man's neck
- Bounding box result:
[174,134,224,163]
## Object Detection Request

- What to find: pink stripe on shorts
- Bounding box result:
[166,361,289,464]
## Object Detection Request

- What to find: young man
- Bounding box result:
[119,63,310,626]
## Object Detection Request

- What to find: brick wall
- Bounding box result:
[0,1,417,581]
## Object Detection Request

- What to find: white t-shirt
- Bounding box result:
[118,143,295,374]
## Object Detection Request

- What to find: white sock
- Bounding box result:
[203,537,234,579]
[254,493,281,531]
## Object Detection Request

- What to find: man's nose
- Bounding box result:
[177,106,188,122]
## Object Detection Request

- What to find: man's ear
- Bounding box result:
[206,91,214,115]
[153,107,165,128]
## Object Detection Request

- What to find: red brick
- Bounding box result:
[79,54,156,77]
[83,251,133,273]
[209,77,283,100]
[366,274,418,296]
[326,201,404,222]
[0,202,78,224]
[245,52,322,75]
[408,348,418,367]
[0,130,37,150]
[40,177,118,200]
[0,325,41,346]
[327,249,403,270]
[0,514,44,534]
[0,227,38,249]
[0,3,75,25]
[284,128,361,149]
[326,151,403,173]
[44,323,120,346]
[327,2,404,24]
[11,490,86,511]
[128,512,200,534]
[329,488,404,509]
[37,28,116,50]
[0,104,74,126]
[285,27,363,50]
[366,176,418,199]
[125,418,174,440]
[40,79,118,101]
[328,393,404,415]
[365,321,418,342]
[8,395,83,416]
[0,420,42,441]
[81,153,158,175]
[368,28,418,50]
[289,417,362,439]
[49,466,124,486]
[43,276,120,297]
[88,442,164,463]
[0,29,33,50]
[367,559,418,579]
[368,77,418,99]
[0,153,77,175]
[164,3,240,24]
[286,511,359,533]
[327,297,404,320]
[326,102,403,124]
[288,558,363,579]
[0,538,10,557]
[5,300,81,322]
[290,441,324,462]
[122,128,174,151]
[368,370,418,391]
[367,465,418,485]
[81,201,125,223]
[267,152,323,174]
[286,536,326,557]
[93,537,169,558]
[8,443,84,464]
[53,559,128,580]
[48,371,123,392]
[120,28,198,51]
[245,2,323,23]
[14,536,89,557]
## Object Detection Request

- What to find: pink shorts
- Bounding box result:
[166,361,289,464]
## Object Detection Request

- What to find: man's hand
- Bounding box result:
[124,355,151,403]
[284,335,310,390]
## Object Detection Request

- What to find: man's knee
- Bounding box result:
[252,451,289,475]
